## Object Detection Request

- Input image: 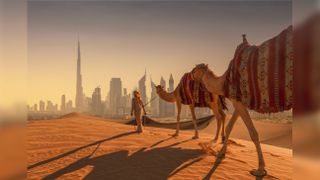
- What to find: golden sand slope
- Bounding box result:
[202,114,292,149]
[27,114,292,179]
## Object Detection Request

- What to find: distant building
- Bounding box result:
[157,75,176,117]
[61,95,66,113]
[166,74,175,116]
[121,88,131,115]
[150,77,159,116]
[138,69,147,105]
[159,76,167,117]
[109,78,122,116]
[83,95,91,112]
[46,101,54,112]
[123,88,127,96]
[91,87,103,116]
[33,104,38,111]
[66,100,73,113]
[39,100,45,112]
[54,104,58,112]
[75,38,84,112]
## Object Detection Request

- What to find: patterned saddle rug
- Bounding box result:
[179,73,213,107]
[224,26,293,113]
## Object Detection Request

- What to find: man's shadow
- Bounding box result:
[43,139,202,180]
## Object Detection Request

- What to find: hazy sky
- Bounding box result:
[27,0,292,105]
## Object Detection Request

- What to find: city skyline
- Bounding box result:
[27,73,178,119]
[28,71,176,110]
[27,1,291,105]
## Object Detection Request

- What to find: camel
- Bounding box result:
[155,79,227,140]
[191,27,292,177]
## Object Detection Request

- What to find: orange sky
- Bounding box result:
[0,0,27,108]
[25,1,292,106]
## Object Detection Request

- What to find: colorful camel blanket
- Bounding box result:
[224,26,293,113]
[179,73,213,107]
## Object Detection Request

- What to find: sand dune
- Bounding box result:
[27,114,292,179]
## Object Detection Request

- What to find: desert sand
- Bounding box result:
[202,114,292,149]
[27,113,292,179]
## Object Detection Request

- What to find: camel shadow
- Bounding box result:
[202,156,223,180]
[43,143,202,180]
[203,157,273,180]
[150,136,174,148]
[28,131,137,170]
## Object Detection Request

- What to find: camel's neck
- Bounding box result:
[202,70,226,96]
[157,90,176,103]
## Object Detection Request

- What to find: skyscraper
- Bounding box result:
[150,77,159,116]
[109,78,122,116]
[91,87,103,116]
[159,76,167,117]
[39,100,45,112]
[138,69,147,104]
[167,74,175,116]
[66,100,73,113]
[75,37,84,112]
[121,88,131,115]
[33,104,38,111]
[169,74,174,92]
[46,101,54,112]
[61,94,66,113]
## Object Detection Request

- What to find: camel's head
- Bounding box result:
[191,63,209,82]
[155,85,164,94]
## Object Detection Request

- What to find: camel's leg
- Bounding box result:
[173,101,182,137]
[232,101,266,176]
[219,108,226,142]
[218,111,239,157]
[208,102,222,142]
[189,105,199,139]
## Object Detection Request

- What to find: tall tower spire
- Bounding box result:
[75,35,83,112]
[169,73,174,91]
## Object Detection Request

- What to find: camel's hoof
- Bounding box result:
[217,151,225,159]
[172,132,179,137]
[136,130,143,133]
[192,135,199,139]
[221,136,226,142]
[250,169,267,177]
[212,138,218,142]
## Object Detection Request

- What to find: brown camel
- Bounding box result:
[191,27,292,177]
[155,82,227,140]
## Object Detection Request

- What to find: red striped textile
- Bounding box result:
[179,73,213,107]
[224,26,293,113]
